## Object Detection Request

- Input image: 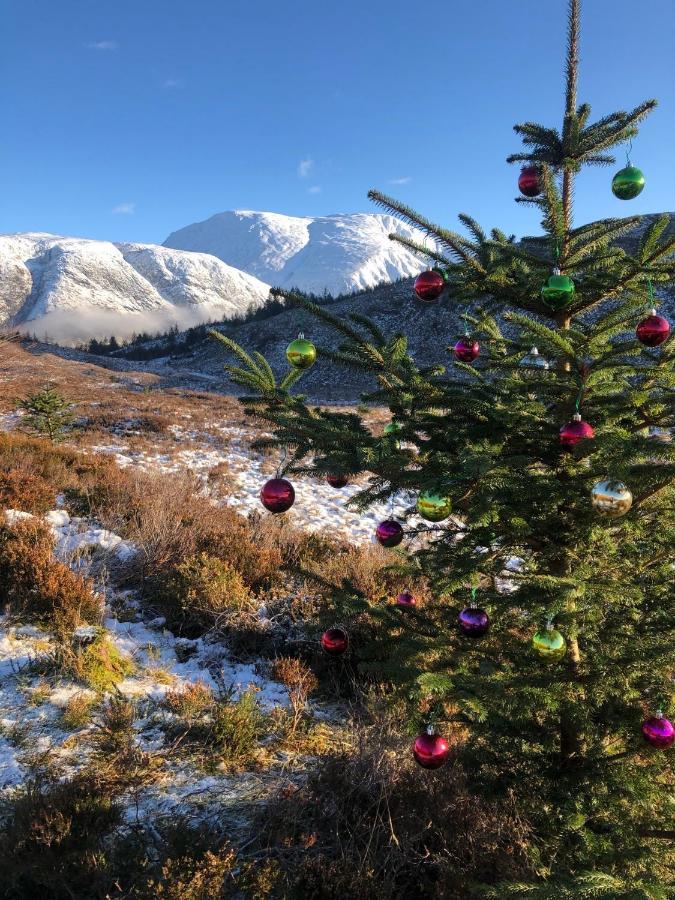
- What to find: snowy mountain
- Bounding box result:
[163,210,432,296]
[0,233,271,343]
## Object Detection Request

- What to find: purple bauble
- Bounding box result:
[458,607,489,637]
[518,165,542,198]
[453,337,480,363]
[412,732,450,769]
[260,477,295,513]
[642,714,675,749]
[375,519,404,548]
[396,590,416,608]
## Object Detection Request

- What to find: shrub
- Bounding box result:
[162,682,214,722]
[0,469,56,514]
[163,553,257,631]
[60,693,97,730]
[261,723,534,898]
[0,519,102,632]
[162,686,267,768]
[69,635,135,692]
[0,772,121,898]
[211,690,267,764]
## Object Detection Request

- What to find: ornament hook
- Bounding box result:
[277,445,288,478]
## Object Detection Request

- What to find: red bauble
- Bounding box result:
[642,713,675,749]
[326,474,349,489]
[518,165,541,198]
[412,732,450,769]
[260,477,295,513]
[636,311,671,347]
[375,519,404,548]
[458,607,489,637]
[560,415,595,449]
[453,337,480,363]
[396,590,417,608]
[414,270,445,303]
[320,627,348,656]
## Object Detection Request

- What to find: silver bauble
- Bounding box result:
[591,479,633,518]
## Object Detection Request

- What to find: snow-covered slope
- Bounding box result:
[164,210,432,296]
[0,234,271,343]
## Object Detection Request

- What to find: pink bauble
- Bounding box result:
[642,714,675,749]
[560,417,595,449]
[453,337,480,363]
[412,732,450,769]
[518,165,541,198]
[636,312,670,348]
[375,519,404,548]
[320,627,349,656]
[414,270,445,303]
[260,477,295,513]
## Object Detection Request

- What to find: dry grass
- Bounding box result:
[261,720,534,899]
[0,518,102,633]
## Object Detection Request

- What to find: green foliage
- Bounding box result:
[18,387,75,442]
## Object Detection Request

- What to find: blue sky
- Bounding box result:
[2,0,674,244]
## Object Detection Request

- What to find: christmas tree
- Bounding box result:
[211,0,674,891]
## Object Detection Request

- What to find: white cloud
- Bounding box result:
[297,158,314,178]
[112,202,136,215]
[162,77,184,89]
[308,185,322,195]
[85,40,118,51]
[389,176,412,185]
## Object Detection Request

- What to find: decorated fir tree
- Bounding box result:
[212,0,673,891]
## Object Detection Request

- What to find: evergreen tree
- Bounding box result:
[19,387,75,442]
[211,1,673,891]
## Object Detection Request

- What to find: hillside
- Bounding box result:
[164,209,433,296]
[0,234,271,343]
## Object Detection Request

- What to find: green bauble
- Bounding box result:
[532,627,567,662]
[541,273,575,310]
[416,490,452,522]
[383,421,402,436]
[286,336,316,370]
[611,165,645,200]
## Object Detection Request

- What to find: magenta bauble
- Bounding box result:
[636,311,671,347]
[320,627,349,656]
[518,165,542,197]
[559,416,595,449]
[412,732,450,769]
[260,477,295,513]
[458,607,489,637]
[396,590,417,608]
[642,714,675,749]
[414,270,445,303]
[326,474,349,489]
[375,519,404,548]
[453,337,480,363]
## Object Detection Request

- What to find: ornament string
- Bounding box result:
[625,136,633,167]
[276,446,288,478]
[463,311,470,338]
[647,278,655,311]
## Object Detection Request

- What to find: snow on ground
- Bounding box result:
[0,506,318,827]
[91,422,423,544]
